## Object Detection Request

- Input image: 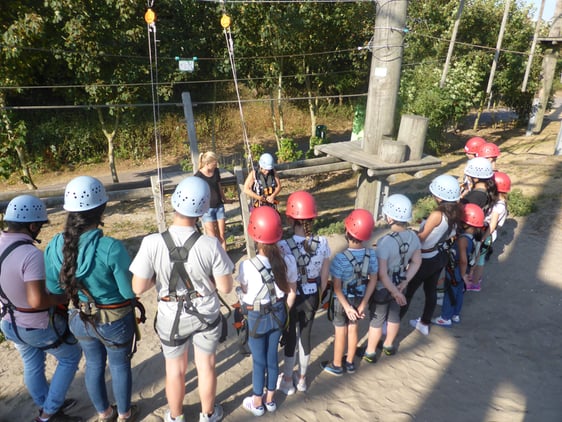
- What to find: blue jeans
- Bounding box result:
[1,313,82,415]
[69,310,135,414]
[441,280,464,320]
[247,310,284,396]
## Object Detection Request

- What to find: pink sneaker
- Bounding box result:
[466,282,481,292]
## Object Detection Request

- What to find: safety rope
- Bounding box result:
[145,2,164,189]
[220,5,254,171]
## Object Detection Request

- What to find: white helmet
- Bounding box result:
[429,174,461,202]
[171,176,210,217]
[4,195,48,223]
[464,157,494,179]
[258,153,274,170]
[64,176,108,212]
[382,194,412,222]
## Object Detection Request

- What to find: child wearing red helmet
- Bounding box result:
[322,209,377,376]
[432,203,485,326]
[464,137,487,159]
[469,171,511,291]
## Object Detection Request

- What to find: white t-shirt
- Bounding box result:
[129,225,234,319]
[278,234,331,280]
[237,254,297,305]
[486,200,508,242]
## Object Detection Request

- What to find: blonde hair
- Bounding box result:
[198,151,218,169]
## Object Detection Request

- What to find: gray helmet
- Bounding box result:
[258,153,274,170]
[382,194,412,222]
[429,174,461,202]
[64,176,108,212]
[464,157,494,179]
[4,195,48,223]
[171,176,210,217]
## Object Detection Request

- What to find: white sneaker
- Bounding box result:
[452,315,461,323]
[431,316,452,327]
[293,372,307,392]
[165,410,185,422]
[276,373,296,395]
[409,318,429,336]
[242,397,265,417]
[262,395,277,412]
[199,404,224,422]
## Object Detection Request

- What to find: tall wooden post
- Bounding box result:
[182,92,200,172]
[356,0,408,212]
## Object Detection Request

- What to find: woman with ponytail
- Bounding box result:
[277,191,330,393]
[237,206,296,416]
[45,176,139,422]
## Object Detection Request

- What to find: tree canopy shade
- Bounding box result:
[0,0,545,184]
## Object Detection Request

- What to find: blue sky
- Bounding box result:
[525,0,555,21]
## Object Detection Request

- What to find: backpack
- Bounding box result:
[158,230,227,347]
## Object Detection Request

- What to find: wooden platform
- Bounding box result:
[314,140,441,176]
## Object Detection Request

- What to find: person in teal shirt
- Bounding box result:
[45,176,140,422]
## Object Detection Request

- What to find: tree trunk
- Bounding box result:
[304,62,317,137]
[97,108,120,183]
[277,71,285,137]
[14,145,37,190]
[0,94,36,190]
[269,93,280,149]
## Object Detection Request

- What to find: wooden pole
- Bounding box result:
[485,0,512,99]
[521,0,545,92]
[440,0,465,88]
[150,175,167,233]
[357,0,408,213]
[181,92,200,172]
[234,166,255,258]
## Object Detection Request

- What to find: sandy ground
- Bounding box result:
[1,113,562,421]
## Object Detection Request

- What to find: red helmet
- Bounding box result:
[344,208,374,241]
[286,191,317,220]
[462,203,485,228]
[248,206,282,244]
[493,171,511,193]
[464,137,486,154]
[477,142,501,158]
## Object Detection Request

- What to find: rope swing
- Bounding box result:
[145,3,164,187]
[220,6,254,171]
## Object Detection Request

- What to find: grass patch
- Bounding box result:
[507,189,536,217]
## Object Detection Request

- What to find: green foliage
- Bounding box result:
[412,195,436,223]
[316,219,345,236]
[306,136,328,158]
[507,189,536,217]
[248,143,265,163]
[276,137,302,163]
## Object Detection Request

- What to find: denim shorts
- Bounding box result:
[201,204,225,223]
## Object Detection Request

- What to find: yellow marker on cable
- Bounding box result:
[221,14,231,29]
[145,8,156,25]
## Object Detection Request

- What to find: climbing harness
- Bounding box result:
[0,241,75,351]
[158,230,229,346]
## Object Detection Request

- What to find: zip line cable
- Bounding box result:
[145,5,164,187]
[221,10,253,171]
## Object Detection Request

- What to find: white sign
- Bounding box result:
[178,60,195,72]
[374,67,387,77]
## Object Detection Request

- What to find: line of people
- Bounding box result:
[1,139,510,421]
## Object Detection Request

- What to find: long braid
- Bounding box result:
[59,204,106,308]
[301,219,314,254]
[261,243,289,293]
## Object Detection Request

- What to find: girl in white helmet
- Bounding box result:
[363,194,421,361]
[45,176,140,422]
[243,153,282,209]
[399,174,463,336]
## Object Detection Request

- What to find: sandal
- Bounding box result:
[98,406,117,422]
[117,404,140,422]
